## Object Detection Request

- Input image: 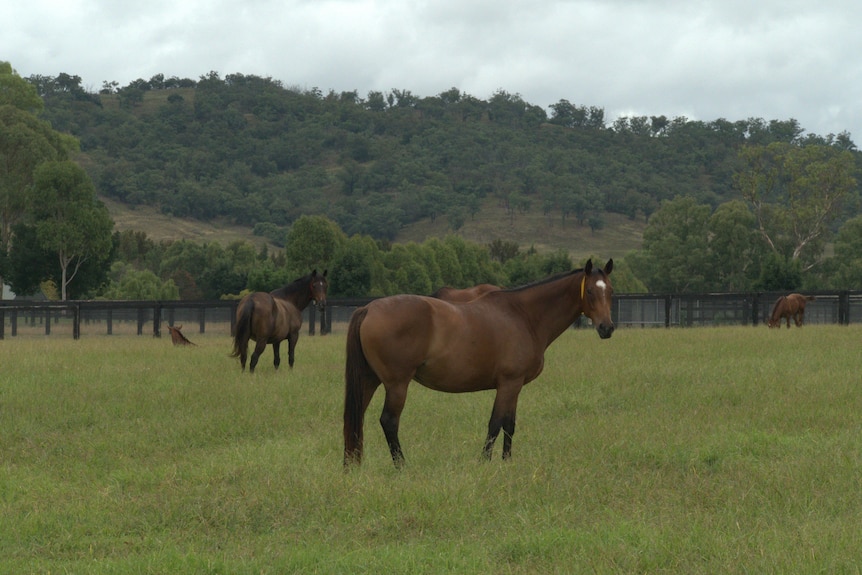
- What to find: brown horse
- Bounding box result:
[343,259,614,468]
[767,293,816,328]
[231,270,328,372]
[431,283,502,302]
[167,325,195,346]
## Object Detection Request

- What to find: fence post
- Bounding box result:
[73,303,81,340]
[0,309,4,340]
[308,307,316,335]
[751,293,760,327]
[45,308,51,335]
[839,291,850,325]
[153,303,162,337]
[664,295,672,328]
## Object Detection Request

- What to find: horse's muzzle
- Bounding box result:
[597,323,615,339]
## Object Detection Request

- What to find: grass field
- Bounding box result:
[2,326,861,573]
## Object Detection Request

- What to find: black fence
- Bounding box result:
[0,291,858,339]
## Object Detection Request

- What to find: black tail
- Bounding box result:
[231,298,254,359]
[344,306,373,467]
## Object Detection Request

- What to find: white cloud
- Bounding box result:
[2,0,860,139]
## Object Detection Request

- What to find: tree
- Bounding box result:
[828,215,862,289]
[707,200,763,291]
[627,197,711,293]
[736,142,857,269]
[101,262,179,299]
[1,62,78,296]
[29,161,114,300]
[283,215,346,277]
[0,61,44,112]
[329,235,375,297]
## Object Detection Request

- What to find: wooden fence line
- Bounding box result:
[0,290,859,339]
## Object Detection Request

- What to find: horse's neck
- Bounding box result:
[273,284,311,310]
[508,273,583,346]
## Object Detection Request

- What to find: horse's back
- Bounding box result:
[433,283,501,303]
[359,293,537,391]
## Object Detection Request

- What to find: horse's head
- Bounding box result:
[310,269,328,311]
[581,259,615,339]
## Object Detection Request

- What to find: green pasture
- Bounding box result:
[2,326,861,573]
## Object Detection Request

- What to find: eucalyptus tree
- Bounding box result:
[735,142,857,269]
[29,160,114,300]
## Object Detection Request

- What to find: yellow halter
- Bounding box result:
[580,275,586,300]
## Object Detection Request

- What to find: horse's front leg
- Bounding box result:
[483,384,521,460]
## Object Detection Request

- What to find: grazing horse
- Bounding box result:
[431,283,502,303]
[231,270,328,372]
[767,293,816,328]
[343,259,614,468]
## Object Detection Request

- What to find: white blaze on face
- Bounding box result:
[595,279,607,296]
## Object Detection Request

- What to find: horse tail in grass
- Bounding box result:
[344,306,373,467]
[231,297,254,358]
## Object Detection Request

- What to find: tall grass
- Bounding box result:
[2,326,861,573]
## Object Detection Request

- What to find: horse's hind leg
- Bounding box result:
[272,341,282,369]
[249,339,268,373]
[379,383,409,468]
[287,332,298,368]
[483,385,521,461]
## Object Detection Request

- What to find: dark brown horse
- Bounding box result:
[431,283,502,303]
[231,270,328,372]
[343,259,614,468]
[767,293,815,328]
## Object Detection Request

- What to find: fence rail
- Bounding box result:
[0,290,858,339]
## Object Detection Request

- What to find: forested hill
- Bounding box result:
[29,72,860,247]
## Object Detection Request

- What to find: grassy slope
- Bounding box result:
[104,195,645,261]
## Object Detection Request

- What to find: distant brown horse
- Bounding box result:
[231,270,328,372]
[343,259,614,468]
[431,283,502,303]
[167,325,195,346]
[767,293,816,328]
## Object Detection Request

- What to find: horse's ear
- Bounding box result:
[604,259,613,275]
[311,269,318,276]
[584,259,593,274]
[323,269,328,277]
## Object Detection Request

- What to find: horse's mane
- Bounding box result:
[503,268,585,293]
[270,272,315,298]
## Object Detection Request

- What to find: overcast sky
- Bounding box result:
[3,1,860,141]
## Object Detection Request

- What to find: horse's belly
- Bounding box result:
[413,360,496,392]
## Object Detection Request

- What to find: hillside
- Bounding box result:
[33,71,854,266]
[104,195,645,262]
